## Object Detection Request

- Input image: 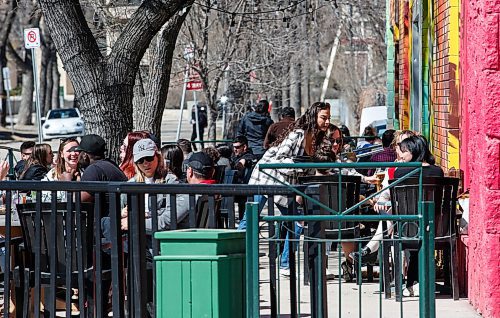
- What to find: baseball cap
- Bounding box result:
[133,138,157,162]
[186,152,214,173]
[73,134,106,155]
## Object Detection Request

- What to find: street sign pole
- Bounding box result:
[31,48,42,143]
[2,67,14,134]
[193,91,200,143]
[24,28,42,143]
[175,66,189,140]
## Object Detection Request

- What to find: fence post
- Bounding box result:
[419,201,435,318]
[7,148,15,180]
[246,202,260,318]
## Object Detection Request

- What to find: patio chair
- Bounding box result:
[16,202,100,316]
[389,177,460,301]
[195,195,222,228]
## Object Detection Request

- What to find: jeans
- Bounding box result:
[280,221,304,269]
[237,194,267,230]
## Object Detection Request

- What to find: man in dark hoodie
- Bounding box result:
[237,99,274,159]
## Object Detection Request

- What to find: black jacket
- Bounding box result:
[237,112,273,156]
[20,164,49,181]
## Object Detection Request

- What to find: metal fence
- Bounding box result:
[0,181,297,318]
[244,162,437,318]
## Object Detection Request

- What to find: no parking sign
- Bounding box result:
[24,28,41,49]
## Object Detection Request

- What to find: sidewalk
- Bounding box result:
[257,241,480,317]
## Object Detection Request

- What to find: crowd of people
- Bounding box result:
[0,99,442,299]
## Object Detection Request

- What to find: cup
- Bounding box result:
[376,172,385,183]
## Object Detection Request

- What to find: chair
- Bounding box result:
[16,202,96,316]
[298,175,364,280]
[213,165,226,184]
[195,195,222,228]
[219,170,238,228]
[389,177,460,300]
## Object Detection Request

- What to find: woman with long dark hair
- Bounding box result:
[238,101,331,274]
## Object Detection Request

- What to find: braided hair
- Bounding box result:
[271,102,330,153]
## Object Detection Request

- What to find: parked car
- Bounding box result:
[42,108,85,140]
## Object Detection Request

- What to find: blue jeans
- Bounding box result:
[237,195,267,230]
[280,221,303,269]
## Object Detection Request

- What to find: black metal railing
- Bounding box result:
[0,181,298,318]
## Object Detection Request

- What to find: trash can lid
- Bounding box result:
[154,229,245,241]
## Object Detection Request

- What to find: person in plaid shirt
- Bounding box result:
[238,101,332,228]
[370,129,397,163]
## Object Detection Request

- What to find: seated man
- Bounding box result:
[230,136,256,218]
[230,136,256,184]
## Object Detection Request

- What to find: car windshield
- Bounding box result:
[47,109,79,119]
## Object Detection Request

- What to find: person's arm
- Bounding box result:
[237,116,246,136]
[0,161,10,180]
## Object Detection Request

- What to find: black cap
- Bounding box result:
[74,134,106,155]
[187,152,214,173]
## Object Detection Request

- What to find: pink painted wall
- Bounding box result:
[460,0,500,317]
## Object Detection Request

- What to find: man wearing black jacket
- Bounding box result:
[237,100,274,159]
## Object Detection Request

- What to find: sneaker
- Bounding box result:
[279,268,290,277]
[349,248,378,266]
[341,261,354,282]
[403,283,419,297]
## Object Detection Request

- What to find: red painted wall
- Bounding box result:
[460,0,500,316]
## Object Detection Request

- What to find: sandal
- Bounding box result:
[341,261,354,282]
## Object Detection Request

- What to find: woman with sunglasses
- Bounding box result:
[120,138,189,231]
[41,138,81,202]
[119,130,151,179]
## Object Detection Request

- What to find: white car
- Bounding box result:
[42,108,85,140]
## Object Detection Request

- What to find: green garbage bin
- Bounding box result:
[154,229,246,318]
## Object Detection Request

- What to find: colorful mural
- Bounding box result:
[387,0,460,173]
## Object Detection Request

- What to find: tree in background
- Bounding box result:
[37,0,193,160]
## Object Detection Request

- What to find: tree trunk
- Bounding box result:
[0,0,17,126]
[38,0,193,161]
[289,58,301,116]
[51,57,60,109]
[17,70,34,125]
[135,12,187,141]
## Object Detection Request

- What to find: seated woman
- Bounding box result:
[19,143,53,181]
[42,138,81,202]
[120,138,189,231]
[351,135,443,296]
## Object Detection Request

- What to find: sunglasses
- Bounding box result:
[330,138,342,144]
[136,156,155,164]
[233,144,245,149]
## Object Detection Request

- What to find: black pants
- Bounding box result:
[191,125,204,150]
[406,251,419,286]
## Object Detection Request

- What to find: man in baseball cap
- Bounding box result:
[71,134,107,156]
[186,152,216,184]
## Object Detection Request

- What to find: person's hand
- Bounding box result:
[0,161,10,180]
[121,217,128,230]
[121,206,128,218]
[364,175,379,184]
[374,200,391,213]
[61,171,74,181]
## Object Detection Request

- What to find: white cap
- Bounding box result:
[133,138,157,162]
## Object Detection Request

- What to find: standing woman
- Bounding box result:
[119,130,151,179]
[42,138,81,202]
[239,101,331,226]
[20,143,53,181]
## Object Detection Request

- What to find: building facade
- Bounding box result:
[387,0,500,316]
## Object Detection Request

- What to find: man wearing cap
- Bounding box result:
[186,152,216,185]
[77,134,128,204]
